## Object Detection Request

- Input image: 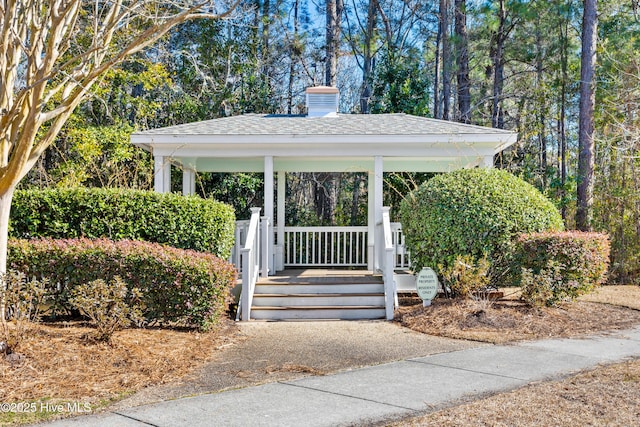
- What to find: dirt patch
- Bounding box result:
[389,358,640,427]
[396,285,640,344]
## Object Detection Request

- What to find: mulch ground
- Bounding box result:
[2,285,639,425]
[0,319,239,424]
[396,298,640,344]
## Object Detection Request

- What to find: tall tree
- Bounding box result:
[325,0,344,86]
[576,0,598,230]
[440,0,451,120]
[454,0,471,123]
[491,0,508,129]
[287,0,301,114]
[361,0,378,113]
[0,0,239,281]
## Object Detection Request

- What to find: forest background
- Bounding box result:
[21,0,640,284]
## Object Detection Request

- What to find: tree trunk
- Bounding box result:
[350,174,363,226]
[261,0,271,75]
[536,23,547,187]
[491,0,506,129]
[360,0,377,114]
[433,20,441,119]
[322,0,343,224]
[325,0,343,87]
[576,0,598,231]
[287,0,300,114]
[440,0,451,120]
[558,7,569,222]
[0,187,15,320]
[455,0,470,123]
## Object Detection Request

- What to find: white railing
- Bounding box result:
[284,226,368,267]
[390,223,410,270]
[231,219,250,274]
[379,207,397,320]
[237,208,262,322]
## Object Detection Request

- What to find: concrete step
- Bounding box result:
[252,294,385,307]
[250,306,386,320]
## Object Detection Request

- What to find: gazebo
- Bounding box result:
[131,87,518,321]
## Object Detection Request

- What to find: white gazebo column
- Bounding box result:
[368,156,384,271]
[181,158,197,196]
[482,155,494,168]
[264,156,274,274]
[182,169,196,195]
[154,156,171,193]
[276,170,285,271]
[368,171,375,270]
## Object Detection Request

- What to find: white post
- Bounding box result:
[374,156,384,271]
[154,156,171,193]
[260,216,270,277]
[276,171,285,271]
[182,169,196,196]
[482,155,494,168]
[264,156,274,274]
[367,171,375,271]
[381,207,396,320]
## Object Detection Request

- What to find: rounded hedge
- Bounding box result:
[8,238,237,330]
[10,188,235,258]
[400,169,564,280]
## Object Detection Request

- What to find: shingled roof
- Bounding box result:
[131,112,518,173]
[133,113,514,137]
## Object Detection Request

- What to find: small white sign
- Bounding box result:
[416,267,439,303]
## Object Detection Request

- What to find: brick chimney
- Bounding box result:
[305,86,339,117]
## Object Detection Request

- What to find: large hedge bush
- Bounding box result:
[514,231,610,306]
[8,238,237,330]
[400,169,564,281]
[10,188,235,258]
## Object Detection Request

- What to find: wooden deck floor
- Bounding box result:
[257,269,383,285]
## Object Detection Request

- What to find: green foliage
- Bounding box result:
[1,271,47,351]
[8,238,237,330]
[198,173,264,220]
[370,49,431,116]
[592,6,640,284]
[520,262,562,307]
[35,119,153,189]
[10,188,235,258]
[400,169,564,282]
[513,231,610,305]
[439,255,490,299]
[69,277,144,342]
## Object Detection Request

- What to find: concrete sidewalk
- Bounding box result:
[42,326,640,427]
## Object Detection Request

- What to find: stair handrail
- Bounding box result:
[380,207,397,320]
[238,207,262,321]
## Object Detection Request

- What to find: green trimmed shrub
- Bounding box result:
[10,188,235,258]
[400,169,564,283]
[513,231,610,305]
[8,238,237,330]
[69,276,144,342]
[520,262,561,307]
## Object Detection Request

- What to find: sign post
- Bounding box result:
[416,267,439,307]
